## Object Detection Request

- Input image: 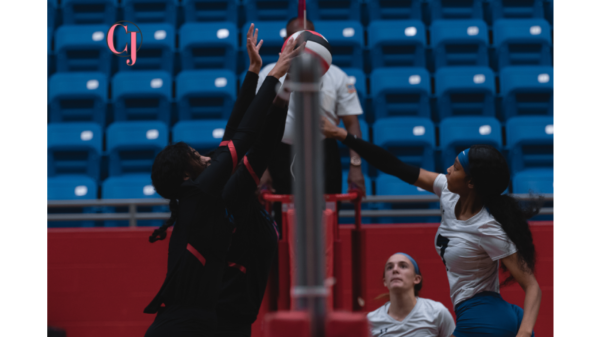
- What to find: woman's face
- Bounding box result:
[383,254,421,293]
[446,156,471,194]
[185,146,211,180]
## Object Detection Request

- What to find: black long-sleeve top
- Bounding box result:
[143,73,281,316]
[215,75,289,325]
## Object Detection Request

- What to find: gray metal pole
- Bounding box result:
[290,53,326,337]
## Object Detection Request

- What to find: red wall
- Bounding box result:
[48,222,552,337]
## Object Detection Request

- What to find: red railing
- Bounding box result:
[261,189,367,312]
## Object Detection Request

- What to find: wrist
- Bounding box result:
[249,64,261,74]
[335,128,348,141]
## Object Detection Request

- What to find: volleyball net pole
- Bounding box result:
[290,53,326,337]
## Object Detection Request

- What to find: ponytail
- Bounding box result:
[482,193,542,286]
[467,145,543,286]
[149,199,179,243]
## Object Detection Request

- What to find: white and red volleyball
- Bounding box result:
[282,30,332,75]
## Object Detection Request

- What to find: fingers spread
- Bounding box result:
[257,39,263,51]
[247,23,254,38]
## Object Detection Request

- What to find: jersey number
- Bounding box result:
[436,234,450,271]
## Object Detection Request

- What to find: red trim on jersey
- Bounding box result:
[243,156,260,186]
[187,243,206,266]
[228,141,238,175]
[219,140,230,147]
[304,47,330,74]
[228,262,247,274]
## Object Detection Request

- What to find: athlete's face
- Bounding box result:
[382,254,421,293]
[184,146,211,180]
[446,156,473,194]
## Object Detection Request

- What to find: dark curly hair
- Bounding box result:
[149,142,207,243]
[467,145,543,286]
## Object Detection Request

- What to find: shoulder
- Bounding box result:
[324,64,348,85]
[367,302,389,322]
[419,298,450,314]
[477,218,506,236]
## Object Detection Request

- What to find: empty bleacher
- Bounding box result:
[47,0,554,226]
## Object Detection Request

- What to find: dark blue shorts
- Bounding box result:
[453,291,534,337]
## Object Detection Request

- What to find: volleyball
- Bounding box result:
[281,30,332,75]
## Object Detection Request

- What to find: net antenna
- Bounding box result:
[290,53,326,337]
[299,0,307,30]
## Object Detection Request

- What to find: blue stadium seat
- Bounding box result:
[48,123,103,181]
[112,71,172,124]
[506,116,553,175]
[241,21,287,70]
[500,66,553,120]
[435,66,495,120]
[107,121,169,176]
[180,22,238,72]
[341,68,366,113]
[371,67,431,119]
[430,0,484,20]
[544,0,553,26]
[62,0,117,25]
[368,20,426,69]
[48,29,54,76]
[440,116,502,169]
[176,70,236,120]
[244,0,297,22]
[172,119,227,153]
[374,173,440,224]
[372,117,435,176]
[102,174,167,227]
[123,0,178,25]
[116,23,175,74]
[338,119,370,172]
[366,0,421,21]
[494,19,552,69]
[512,168,553,194]
[48,175,99,228]
[48,1,56,29]
[431,19,489,69]
[307,0,361,21]
[55,25,112,74]
[491,0,544,21]
[182,0,238,24]
[49,72,108,126]
[313,21,364,69]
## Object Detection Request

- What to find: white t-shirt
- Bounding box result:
[256,63,363,145]
[433,174,518,307]
[367,298,455,337]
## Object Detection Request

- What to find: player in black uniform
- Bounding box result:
[143,26,304,337]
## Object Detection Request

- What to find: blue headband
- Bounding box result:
[395,253,421,275]
[458,148,471,175]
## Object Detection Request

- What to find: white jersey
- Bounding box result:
[433,174,517,307]
[367,298,455,337]
[257,63,363,145]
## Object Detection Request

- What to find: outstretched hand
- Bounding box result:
[246,23,263,74]
[268,37,306,79]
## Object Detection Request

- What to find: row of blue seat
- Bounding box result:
[47,19,553,75]
[48,116,553,183]
[48,66,553,125]
[48,0,554,28]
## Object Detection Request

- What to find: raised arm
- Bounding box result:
[222,79,291,209]
[321,118,440,193]
[195,38,305,197]
[221,24,263,142]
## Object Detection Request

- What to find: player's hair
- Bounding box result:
[467,145,542,286]
[378,257,423,297]
[149,142,207,243]
[286,17,315,34]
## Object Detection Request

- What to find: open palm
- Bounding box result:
[246,23,263,71]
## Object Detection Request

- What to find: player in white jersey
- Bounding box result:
[322,119,542,337]
[367,253,455,337]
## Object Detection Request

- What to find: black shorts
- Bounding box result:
[144,305,217,337]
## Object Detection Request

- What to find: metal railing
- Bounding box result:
[47,194,553,227]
